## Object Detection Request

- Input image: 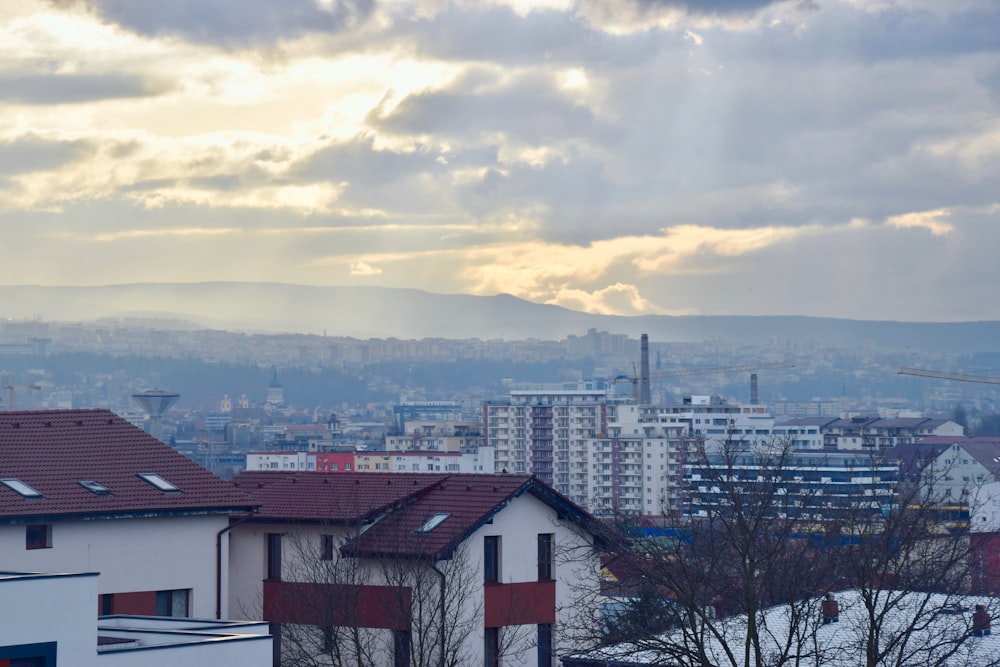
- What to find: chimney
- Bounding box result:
[822,593,839,624]
[974,604,991,636]
[640,334,651,405]
[750,373,759,405]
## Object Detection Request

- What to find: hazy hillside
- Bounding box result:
[2,282,1000,352]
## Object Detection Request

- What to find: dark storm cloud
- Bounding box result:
[0,136,91,175]
[79,0,375,47]
[0,73,169,105]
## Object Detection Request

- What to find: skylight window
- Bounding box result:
[1,478,43,499]
[137,473,182,493]
[78,480,112,496]
[416,512,451,533]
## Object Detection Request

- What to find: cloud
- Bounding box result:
[89,227,243,241]
[547,283,669,316]
[0,135,91,175]
[0,0,998,324]
[885,209,954,236]
[457,222,821,306]
[0,72,169,104]
[350,261,383,276]
[74,0,377,47]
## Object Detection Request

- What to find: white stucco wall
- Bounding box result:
[0,572,98,666]
[0,514,228,618]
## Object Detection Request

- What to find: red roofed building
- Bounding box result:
[227,471,608,667]
[0,409,257,621]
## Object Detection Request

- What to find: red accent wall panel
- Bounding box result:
[972,533,1000,594]
[484,581,556,628]
[112,591,158,615]
[264,581,411,630]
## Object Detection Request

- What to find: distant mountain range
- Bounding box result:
[2,282,1000,352]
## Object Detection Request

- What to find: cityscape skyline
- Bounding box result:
[2,1,999,324]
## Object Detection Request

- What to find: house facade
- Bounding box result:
[227,471,605,667]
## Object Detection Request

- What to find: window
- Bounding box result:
[137,473,181,493]
[320,625,336,653]
[78,480,111,495]
[25,524,51,550]
[484,627,499,667]
[416,513,450,533]
[1,478,42,499]
[155,589,190,617]
[484,536,501,584]
[321,534,334,561]
[267,533,283,580]
[537,533,554,581]
[0,642,56,667]
[393,629,411,667]
[538,623,553,667]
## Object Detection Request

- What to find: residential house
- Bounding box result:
[0,409,271,665]
[0,409,258,619]
[227,471,607,667]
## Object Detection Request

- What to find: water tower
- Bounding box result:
[132,388,179,442]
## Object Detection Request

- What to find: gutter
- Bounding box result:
[216,508,259,619]
[431,563,446,667]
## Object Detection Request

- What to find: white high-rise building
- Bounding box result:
[482,383,689,515]
[483,386,789,515]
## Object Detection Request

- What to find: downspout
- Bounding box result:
[216,508,259,619]
[431,563,446,667]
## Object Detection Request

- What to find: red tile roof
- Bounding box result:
[0,409,255,520]
[231,471,605,560]
[231,471,451,523]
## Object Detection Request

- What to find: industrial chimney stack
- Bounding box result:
[640,334,651,405]
[750,373,759,405]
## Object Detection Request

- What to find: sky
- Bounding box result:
[1,0,998,323]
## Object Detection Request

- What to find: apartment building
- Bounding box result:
[245,448,494,474]
[483,386,687,515]
[779,416,964,450]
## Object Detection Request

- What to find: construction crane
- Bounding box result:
[611,362,795,402]
[898,368,1000,385]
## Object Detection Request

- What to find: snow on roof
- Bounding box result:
[566,590,1000,666]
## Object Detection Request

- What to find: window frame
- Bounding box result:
[484,535,501,585]
[155,588,190,618]
[537,533,554,581]
[267,533,283,580]
[25,524,52,550]
[321,534,334,561]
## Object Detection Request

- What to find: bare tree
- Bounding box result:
[277,527,381,667]
[375,542,481,667]
[828,451,1000,667]
[573,436,1000,667]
